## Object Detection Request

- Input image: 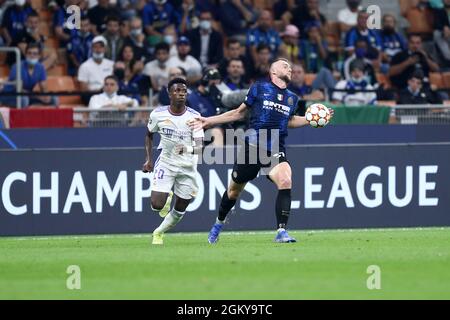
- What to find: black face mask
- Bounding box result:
[383,27,395,35]
[347,0,360,9]
[114,68,125,80]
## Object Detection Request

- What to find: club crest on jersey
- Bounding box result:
[277,94,283,101]
[287,97,294,106]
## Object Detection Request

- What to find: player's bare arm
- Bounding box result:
[142,130,154,172]
[189,103,248,130]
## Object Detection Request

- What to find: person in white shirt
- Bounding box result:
[142,78,204,245]
[337,0,362,34]
[78,35,114,93]
[167,36,202,85]
[143,42,170,92]
[88,75,139,126]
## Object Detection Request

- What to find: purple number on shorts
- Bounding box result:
[157,169,165,179]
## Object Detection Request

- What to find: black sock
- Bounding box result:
[276,189,291,229]
[218,191,237,222]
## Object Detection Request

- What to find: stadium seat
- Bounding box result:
[253,0,269,9]
[40,10,52,22]
[442,72,450,88]
[324,21,341,53]
[47,64,68,76]
[47,76,82,105]
[429,72,444,89]
[304,73,316,86]
[0,66,9,77]
[31,0,45,9]
[376,73,392,89]
[40,21,52,37]
[45,37,59,50]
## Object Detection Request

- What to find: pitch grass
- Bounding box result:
[0,228,449,300]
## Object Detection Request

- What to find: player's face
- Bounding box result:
[275,60,292,83]
[170,83,188,105]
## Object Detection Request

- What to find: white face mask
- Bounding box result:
[92,52,104,61]
[16,0,26,6]
[199,20,211,31]
[164,35,174,45]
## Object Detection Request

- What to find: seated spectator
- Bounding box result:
[7,11,57,70]
[117,44,145,82]
[218,37,250,82]
[343,38,378,85]
[431,1,450,64]
[88,0,120,34]
[101,15,125,61]
[162,24,179,57]
[378,14,408,73]
[337,0,362,34]
[67,15,94,76]
[117,0,139,20]
[224,58,248,90]
[123,16,153,62]
[400,0,434,38]
[300,21,329,74]
[389,33,440,90]
[78,36,114,104]
[219,0,258,42]
[332,59,377,106]
[247,43,272,82]
[113,61,150,105]
[397,69,443,104]
[246,9,283,63]
[187,68,224,145]
[180,0,200,34]
[88,75,139,126]
[186,10,224,68]
[0,43,57,108]
[142,0,181,45]
[280,24,301,65]
[166,36,202,85]
[283,0,327,39]
[143,42,171,92]
[272,0,301,20]
[0,0,33,46]
[344,10,382,56]
[288,64,324,101]
[158,66,188,106]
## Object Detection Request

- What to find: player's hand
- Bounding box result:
[142,160,153,173]
[328,107,335,119]
[187,116,209,130]
[174,144,185,155]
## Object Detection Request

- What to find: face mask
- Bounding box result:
[347,0,360,9]
[131,28,142,37]
[355,48,367,58]
[81,31,91,38]
[351,76,367,86]
[384,27,395,35]
[106,92,116,98]
[27,58,39,65]
[114,68,125,80]
[199,20,211,31]
[26,27,36,34]
[164,35,174,45]
[16,0,25,6]
[158,61,166,68]
[92,52,104,61]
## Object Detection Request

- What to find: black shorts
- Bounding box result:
[231,143,289,184]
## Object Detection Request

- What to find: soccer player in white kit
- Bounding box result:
[142,78,204,245]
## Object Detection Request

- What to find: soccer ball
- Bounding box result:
[305,103,331,128]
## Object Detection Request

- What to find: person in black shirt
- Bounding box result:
[388,33,440,90]
[397,70,442,105]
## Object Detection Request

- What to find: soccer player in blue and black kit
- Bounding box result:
[191,58,334,243]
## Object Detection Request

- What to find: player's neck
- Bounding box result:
[271,77,287,89]
[169,104,186,115]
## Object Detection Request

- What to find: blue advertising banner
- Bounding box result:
[0,143,449,236]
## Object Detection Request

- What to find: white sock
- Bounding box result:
[154,209,185,234]
[216,217,225,225]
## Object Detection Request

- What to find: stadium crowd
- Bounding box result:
[0,0,449,112]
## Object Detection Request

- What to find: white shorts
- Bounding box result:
[151,160,199,200]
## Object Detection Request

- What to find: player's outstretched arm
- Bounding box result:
[142,130,154,172]
[189,103,248,129]
[288,116,309,128]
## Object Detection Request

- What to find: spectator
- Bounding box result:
[88,0,120,34]
[219,0,258,41]
[158,66,188,105]
[102,15,125,61]
[389,33,440,90]
[143,41,171,92]
[223,58,247,90]
[332,59,377,106]
[117,0,139,20]
[186,10,223,68]
[218,37,250,82]
[247,43,272,82]
[283,0,327,39]
[179,0,200,34]
[344,10,382,56]
[400,0,434,38]
[273,0,301,20]
[1,43,57,108]
[337,0,362,34]
[0,0,34,46]
[67,15,94,76]
[378,14,408,73]
[88,75,139,126]
[53,0,88,47]
[113,61,150,105]
[187,68,224,145]
[280,24,301,65]
[246,9,283,63]
[7,11,58,71]
[288,64,324,101]
[78,36,114,104]
[166,36,202,85]
[118,44,144,80]
[162,24,178,57]
[343,38,378,85]
[431,1,450,64]
[123,16,153,62]
[300,21,329,73]
[397,69,443,104]
[142,0,181,45]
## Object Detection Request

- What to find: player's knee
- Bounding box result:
[151,199,164,211]
[277,176,292,189]
[227,188,241,200]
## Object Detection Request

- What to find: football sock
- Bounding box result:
[276,189,291,229]
[154,209,185,234]
[218,191,237,222]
